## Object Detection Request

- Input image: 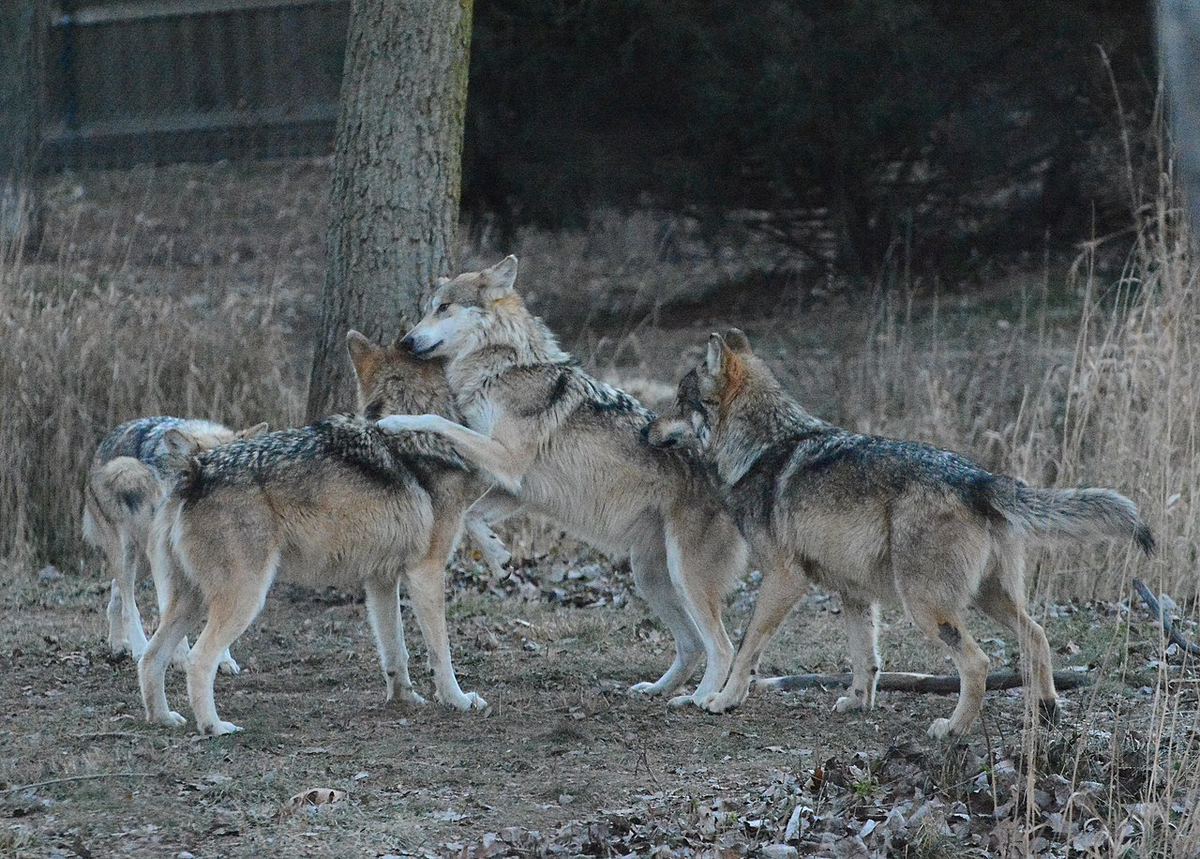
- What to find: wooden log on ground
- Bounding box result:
[754,670,1093,695]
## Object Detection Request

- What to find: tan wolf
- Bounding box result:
[139,332,495,736]
[376,256,749,706]
[645,329,1154,738]
[83,416,267,666]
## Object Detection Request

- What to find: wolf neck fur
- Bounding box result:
[712,383,824,486]
[447,303,572,396]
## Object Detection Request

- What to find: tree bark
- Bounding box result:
[307,0,473,418]
[0,0,42,251]
[1161,0,1200,244]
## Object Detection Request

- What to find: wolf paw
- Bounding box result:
[439,690,488,711]
[387,681,427,705]
[667,692,696,708]
[398,689,428,706]
[702,691,744,714]
[628,681,665,698]
[834,694,864,714]
[927,718,958,740]
[200,720,243,737]
[152,710,187,728]
[109,640,132,660]
[1037,698,1060,727]
[218,652,240,675]
[377,415,426,434]
[481,546,513,578]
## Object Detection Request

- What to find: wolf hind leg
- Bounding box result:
[364,575,425,705]
[835,598,881,713]
[187,557,275,736]
[975,550,1057,723]
[905,599,989,739]
[139,579,204,729]
[627,536,704,698]
[663,516,741,706]
[115,532,150,659]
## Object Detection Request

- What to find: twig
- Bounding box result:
[754,670,1093,695]
[1132,578,1200,657]
[1,772,159,793]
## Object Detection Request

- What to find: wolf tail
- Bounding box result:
[1000,485,1155,556]
[92,457,158,518]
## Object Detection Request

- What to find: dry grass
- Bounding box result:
[0,252,303,565]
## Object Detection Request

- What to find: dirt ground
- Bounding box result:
[0,550,1183,858]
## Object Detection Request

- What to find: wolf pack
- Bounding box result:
[83,255,1154,740]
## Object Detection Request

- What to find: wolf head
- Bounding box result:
[399,255,541,361]
[646,328,761,453]
[346,328,458,420]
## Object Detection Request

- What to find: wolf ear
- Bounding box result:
[161,428,201,467]
[346,329,382,380]
[436,275,451,286]
[724,328,752,354]
[705,332,726,376]
[480,254,519,301]
[237,422,269,440]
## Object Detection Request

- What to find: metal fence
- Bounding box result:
[43,0,348,168]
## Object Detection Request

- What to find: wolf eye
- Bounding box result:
[436,302,451,315]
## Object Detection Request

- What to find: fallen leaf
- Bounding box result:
[278,787,346,820]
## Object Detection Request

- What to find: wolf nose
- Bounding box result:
[399,335,416,353]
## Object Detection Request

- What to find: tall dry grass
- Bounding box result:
[0,246,304,566]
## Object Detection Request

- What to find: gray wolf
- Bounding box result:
[138,331,494,736]
[645,328,1154,737]
[83,416,267,666]
[377,256,749,706]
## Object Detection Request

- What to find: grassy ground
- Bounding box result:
[0,555,1186,858]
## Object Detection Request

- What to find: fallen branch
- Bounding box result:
[754,670,1093,695]
[1,772,159,793]
[1132,578,1200,658]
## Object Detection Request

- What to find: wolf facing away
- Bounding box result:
[646,329,1154,738]
[376,256,749,706]
[83,416,267,665]
[139,332,493,736]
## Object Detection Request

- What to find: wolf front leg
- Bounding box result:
[376,414,529,494]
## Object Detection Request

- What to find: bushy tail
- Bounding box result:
[1001,485,1155,556]
[91,457,158,518]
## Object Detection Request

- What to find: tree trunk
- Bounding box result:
[306,0,473,418]
[0,0,42,252]
[1162,0,1200,243]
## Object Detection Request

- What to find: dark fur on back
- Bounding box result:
[95,417,189,475]
[660,331,1152,555]
[177,415,467,506]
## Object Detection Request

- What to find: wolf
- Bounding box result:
[83,416,267,665]
[138,331,494,736]
[375,256,749,706]
[645,329,1154,738]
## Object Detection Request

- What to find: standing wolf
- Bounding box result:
[83,416,267,663]
[645,329,1154,738]
[139,332,493,736]
[377,256,748,705]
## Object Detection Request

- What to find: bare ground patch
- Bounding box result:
[1,557,1192,857]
